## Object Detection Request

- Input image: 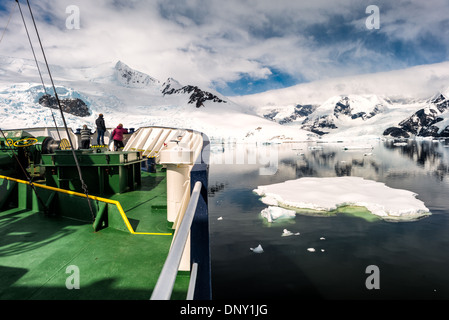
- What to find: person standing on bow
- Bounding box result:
[111,123,128,151]
[95,113,106,146]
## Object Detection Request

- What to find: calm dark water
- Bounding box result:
[208,139,449,300]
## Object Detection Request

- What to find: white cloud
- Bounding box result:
[0,0,448,93]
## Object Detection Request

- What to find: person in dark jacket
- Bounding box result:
[95,114,106,145]
[80,125,91,149]
[111,123,128,151]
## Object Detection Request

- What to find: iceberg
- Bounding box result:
[260,206,296,223]
[254,177,430,221]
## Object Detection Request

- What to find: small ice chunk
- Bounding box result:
[282,229,300,237]
[307,248,315,252]
[320,237,325,240]
[217,216,223,220]
[321,249,325,252]
[260,206,296,223]
[250,244,264,253]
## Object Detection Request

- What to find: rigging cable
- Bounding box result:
[15,0,62,141]
[22,0,95,222]
[1,2,48,213]
[0,1,17,45]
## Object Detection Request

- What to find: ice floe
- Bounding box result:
[260,206,296,223]
[281,229,300,237]
[254,176,430,221]
[250,244,264,253]
[307,247,325,253]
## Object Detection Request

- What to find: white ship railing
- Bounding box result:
[124,126,204,163]
[150,181,202,300]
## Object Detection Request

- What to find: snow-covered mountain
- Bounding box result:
[263,95,390,136]
[114,61,159,88]
[233,61,449,140]
[257,91,449,139]
[0,56,311,142]
[383,93,449,138]
[2,55,449,142]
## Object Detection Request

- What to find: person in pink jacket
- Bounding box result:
[111,123,128,151]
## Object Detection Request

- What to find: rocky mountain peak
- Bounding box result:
[298,95,386,135]
[384,93,449,138]
[114,61,159,88]
[162,79,226,108]
[161,77,183,95]
[39,94,90,117]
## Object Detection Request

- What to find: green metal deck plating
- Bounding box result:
[0,169,190,300]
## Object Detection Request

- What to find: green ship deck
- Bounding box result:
[0,169,190,300]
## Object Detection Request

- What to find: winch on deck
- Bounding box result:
[0,129,144,197]
[0,129,59,179]
[40,149,145,196]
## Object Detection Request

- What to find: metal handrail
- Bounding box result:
[186,263,198,300]
[150,181,202,300]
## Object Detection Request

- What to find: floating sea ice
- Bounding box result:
[281,229,300,237]
[254,176,430,221]
[250,244,264,253]
[260,206,296,223]
[217,216,223,220]
[320,237,325,240]
[307,248,315,252]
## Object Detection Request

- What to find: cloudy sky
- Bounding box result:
[0,0,448,96]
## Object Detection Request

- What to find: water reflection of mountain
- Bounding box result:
[384,140,449,180]
[279,157,317,177]
[210,140,449,188]
[278,140,449,181]
[385,140,441,166]
[208,182,228,196]
[334,160,352,176]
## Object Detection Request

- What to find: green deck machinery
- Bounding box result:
[41,149,145,195]
[0,130,59,179]
[0,130,145,196]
